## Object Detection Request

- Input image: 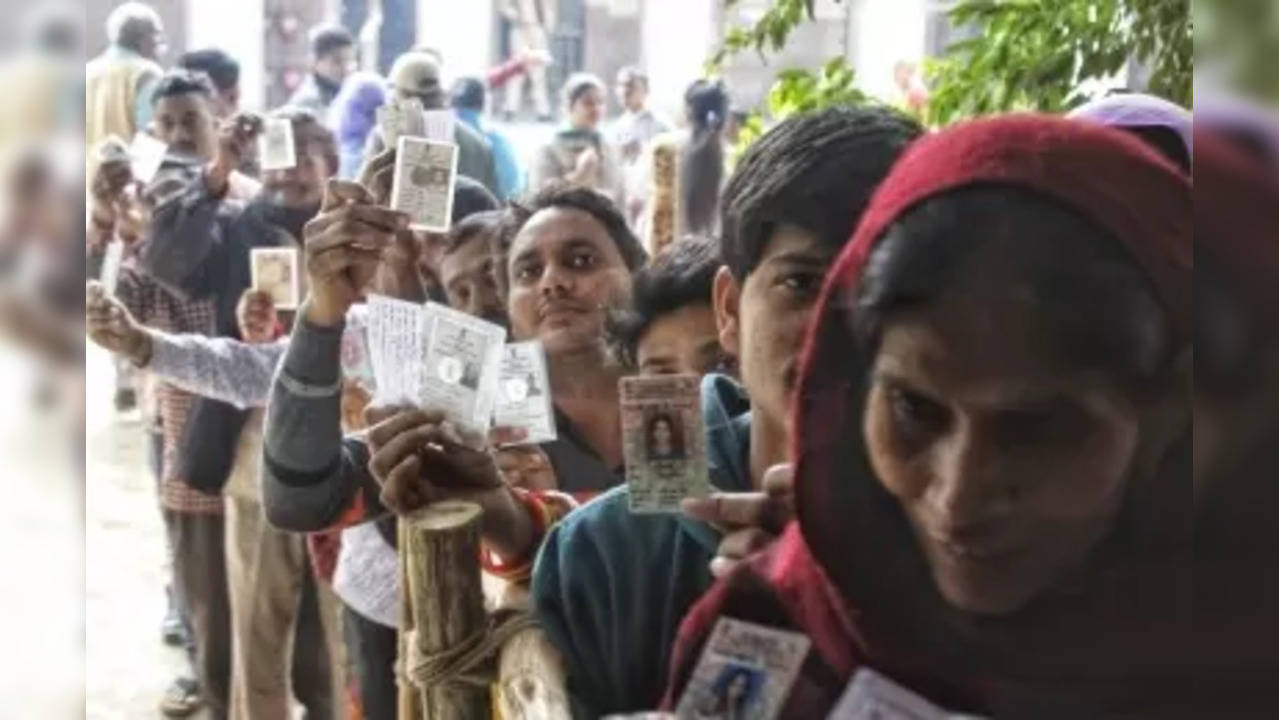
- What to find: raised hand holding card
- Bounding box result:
[675,618,811,720]
[620,374,710,513]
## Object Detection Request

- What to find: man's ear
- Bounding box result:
[713,265,742,358]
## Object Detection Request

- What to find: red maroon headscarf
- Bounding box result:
[665,115,1196,717]
[1194,127,1279,696]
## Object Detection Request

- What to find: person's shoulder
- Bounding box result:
[549,485,685,554]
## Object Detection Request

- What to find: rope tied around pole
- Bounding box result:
[401,609,541,690]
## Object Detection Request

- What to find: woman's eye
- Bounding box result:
[777,272,821,295]
[888,386,948,434]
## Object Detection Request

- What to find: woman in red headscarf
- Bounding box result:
[662,115,1199,717]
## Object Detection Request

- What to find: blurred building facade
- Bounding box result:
[84,0,960,119]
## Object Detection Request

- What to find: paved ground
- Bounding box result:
[85,344,197,720]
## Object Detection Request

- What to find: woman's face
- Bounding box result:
[862,259,1143,615]
[652,418,674,453]
[506,206,631,355]
[569,87,604,130]
[725,671,749,701]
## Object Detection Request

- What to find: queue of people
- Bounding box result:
[82,4,1277,720]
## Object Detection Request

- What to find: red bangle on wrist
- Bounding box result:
[479,488,550,580]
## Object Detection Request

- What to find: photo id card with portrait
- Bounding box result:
[249,247,301,309]
[675,618,811,720]
[259,117,297,171]
[619,374,709,513]
[493,341,557,445]
[390,136,458,233]
[420,302,506,433]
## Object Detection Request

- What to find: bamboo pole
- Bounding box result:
[399,501,490,720]
[495,625,571,719]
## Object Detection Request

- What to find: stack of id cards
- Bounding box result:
[620,374,709,513]
[675,618,811,720]
[365,295,558,439]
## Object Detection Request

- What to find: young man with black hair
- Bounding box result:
[288,24,355,114]
[91,67,259,718]
[126,103,352,720]
[177,48,240,119]
[529,106,924,718]
[608,237,733,377]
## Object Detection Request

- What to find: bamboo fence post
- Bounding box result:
[398,501,490,720]
[495,625,571,719]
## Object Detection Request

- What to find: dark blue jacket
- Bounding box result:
[531,374,753,718]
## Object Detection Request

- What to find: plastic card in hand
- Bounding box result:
[422,109,456,143]
[249,247,301,309]
[826,668,985,720]
[420,302,506,433]
[366,294,428,407]
[128,132,168,185]
[390,136,458,233]
[493,341,557,445]
[259,117,298,171]
[340,304,377,390]
[99,240,125,296]
[619,374,709,513]
[675,618,811,720]
[378,96,426,146]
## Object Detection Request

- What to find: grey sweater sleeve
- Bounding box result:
[147,333,288,409]
[260,315,386,532]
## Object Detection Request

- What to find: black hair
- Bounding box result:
[607,237,721,369]
[150,69,215,105]
[310,24,354,59]
[450,176,500,228]
[177,48,240,93]
[720,105,923,279]
[267,106,338,174]
[680,79,729,236]
[1125,126,1191,173]
[506,183,647,270]
[449,77,486,112]
[445,209,506,255]
[853,185,1174,392]
[617,66,648,89]
[562,72,605,109]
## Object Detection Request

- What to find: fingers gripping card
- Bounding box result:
[390,136,458,233]
[259,117,297,171]
[249,247,301,309]
[493,341,557,445]
[420,302,507,433]
[620,374,710,513]
[675,618,811,720]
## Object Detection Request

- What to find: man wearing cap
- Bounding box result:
[366,51,500,196]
